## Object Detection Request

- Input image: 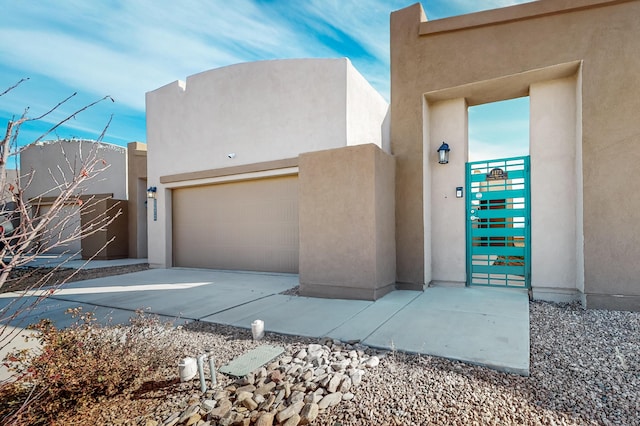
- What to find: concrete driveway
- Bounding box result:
[0,268,530,376]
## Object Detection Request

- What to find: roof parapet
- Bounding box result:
[419,0,634,36]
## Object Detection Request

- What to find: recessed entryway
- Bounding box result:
[467,98,530,288]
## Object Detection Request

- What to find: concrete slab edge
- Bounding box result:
[329,291,423,343]
[196,294,292,322]
[361,341,530,376]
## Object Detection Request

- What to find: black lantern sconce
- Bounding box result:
[437,142,450,164]
[147,186,158,221]
[147,186,157,199]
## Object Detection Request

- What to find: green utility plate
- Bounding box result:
[219,345,285,377]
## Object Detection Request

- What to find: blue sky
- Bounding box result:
[0,0,533,162]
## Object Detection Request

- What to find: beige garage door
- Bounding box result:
[172,175,298,273]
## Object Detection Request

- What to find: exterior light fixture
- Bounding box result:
[147,186,157,199]
[147,187,158,221]
[437,142,450,164]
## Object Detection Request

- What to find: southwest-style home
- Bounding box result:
[19,139,148,260]
[146,0,640,311]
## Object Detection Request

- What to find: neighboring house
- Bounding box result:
[20,139,140,260]
[147,0,639,311]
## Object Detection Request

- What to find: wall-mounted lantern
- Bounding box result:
[437,142,450,164]
[147,186,157,199]
[147,186,158,221]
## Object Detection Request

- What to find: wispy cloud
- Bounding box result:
[1,0,534,146]
[468,97,530,161]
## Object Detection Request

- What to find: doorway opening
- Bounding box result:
[466,97,531,288]
[468,97,529,162]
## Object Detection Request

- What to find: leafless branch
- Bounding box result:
[0,78,29,98]
[96,114,114,142]
[29,92,76,121]
[0,79,123,336]
[32,95,114,144]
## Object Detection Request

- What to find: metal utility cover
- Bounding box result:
[219,345,285,377]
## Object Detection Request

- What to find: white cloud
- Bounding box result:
[0,29,169,110]
[0,1,323,111]
[468,136,529,162]
[1,0,539,145]
[0,0,414,112]
[3,0,535,114]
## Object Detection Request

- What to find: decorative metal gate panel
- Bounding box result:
[466,156,530,288]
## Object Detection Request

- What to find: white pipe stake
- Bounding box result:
[197,354,207,393]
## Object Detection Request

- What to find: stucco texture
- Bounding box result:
[20,140,127,201]
[146,59,389,271]
[390,0,640,309]
[298,144,395,300]
[19,140,128,257]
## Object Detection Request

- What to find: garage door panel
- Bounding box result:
[172,176,298,273]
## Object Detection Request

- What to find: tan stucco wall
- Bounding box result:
[391,0,640,310]
[127,142,147,258]
[346,63,391,153]
[81,198,129,260]
[530,76,582,302]
[20,140,127,201]
[299,144,395,300]
[19,140,128,257]
[146,59,389,269]
[428,98,468,286]
[146,58,388,176]
[37,204,82,255]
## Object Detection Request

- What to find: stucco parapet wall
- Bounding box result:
[128,141,147,155]
[147,58,388,178]
[21,139,128,201]
[160,58,348,89]
[32,139,126,154]
[160,157,298,185]
[418,0,636,35]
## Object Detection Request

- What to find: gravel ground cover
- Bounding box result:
[85,300,638,426]
[1,264,150,294]
[2,266,638,425]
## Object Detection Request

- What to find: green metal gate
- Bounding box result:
[466,156,530,288]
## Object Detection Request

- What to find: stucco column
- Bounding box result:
[298,144,396,300]
[391,3,428,288]
[428,98,468,286]
[127,142,148,259]
[530,76,580,301]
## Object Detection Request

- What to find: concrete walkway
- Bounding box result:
[0,267,530,376]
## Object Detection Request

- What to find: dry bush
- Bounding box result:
[0,308,176,425]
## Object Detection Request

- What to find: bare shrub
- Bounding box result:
[0,78,122,355]
[0,308,176,425]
